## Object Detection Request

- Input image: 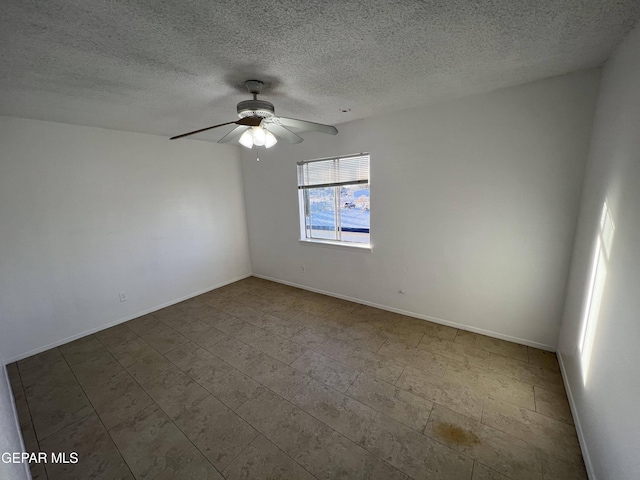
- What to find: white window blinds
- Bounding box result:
[297,154,369,189]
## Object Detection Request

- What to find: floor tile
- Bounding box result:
[137,322,190,354]
[150,305,189,323]
[126,314,160,334]
[295,424,407,480]
[377,340,450,377]
[40,412,133,480]
[164,342,222,378]
[347,374,433,431]
[292,379,376,442]
[226,303,265,323]
[175,298,215,318]
[454,330,529,362]
[84,368,154,429]
[481,397,582,462]
[58,336,108,366]
[291,298,332,316]
[21,422,47,480]
[96,325,149,359]
[188,325,232,349]
[174,395,258,471]
[118,345,179,384]
[360,412,474,480]
[239,327,308,364]
[472,462,511,480]
[424,405,543,480]
[17,349,68,389]
[396,365,485,420]
[243,312,305,338]
[418,334,491,365]
[23,372,94,441]
[198,364,262,410]
[236,386,320,456]
[534,386,574,425]
[152,446,224,480]
[165,343,261,409]
[538,449,588,480]
[223,434,315,480]
[527,347,560,372]
[249,354,312,400]
[290,311,332,330]
[6,362,22,391]
[141,368,210,419]
[70,353,126,390]
[383,317,457,342]
[324,340,405,384]
[444,362,535,410]
[326,323,389,352]
[8,371,31,427]
[109,404,195,480]
[207,336,263,371]
[488,354,564,393]
[291,349,359,392]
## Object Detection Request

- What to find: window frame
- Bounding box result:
[297,153,372,251]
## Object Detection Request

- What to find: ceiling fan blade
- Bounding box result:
[170,117,262,140]
[273,117,338,135]
[218,125,249,144]
[170,121,239,140]
[265,123,304,144]
[236,117,262,127]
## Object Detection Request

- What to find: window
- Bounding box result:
[297,153,370,247]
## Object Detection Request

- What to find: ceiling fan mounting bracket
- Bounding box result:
[245,80,264,95]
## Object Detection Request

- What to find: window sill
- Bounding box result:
[298,238,373,252]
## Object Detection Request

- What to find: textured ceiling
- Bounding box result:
[1,0,639,142]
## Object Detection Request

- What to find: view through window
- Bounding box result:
[297,154,370,245]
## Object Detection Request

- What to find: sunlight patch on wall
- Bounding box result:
[579,201,614,386]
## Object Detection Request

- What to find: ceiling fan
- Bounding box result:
[170,80,338,148]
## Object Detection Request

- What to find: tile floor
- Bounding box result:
[7,276,587,480]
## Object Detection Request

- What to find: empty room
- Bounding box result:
[1,1,639,479]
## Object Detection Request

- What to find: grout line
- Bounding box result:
[394,365,407,386]
[14,363,35,437]
[58,347,137,480]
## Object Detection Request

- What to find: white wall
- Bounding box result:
[0,116,251,363]
[558,25,640,480]
[242,70,600,349]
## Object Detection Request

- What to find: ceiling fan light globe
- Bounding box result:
[252,126,266,146]
[239,129,254,148]
[264,130,277,148]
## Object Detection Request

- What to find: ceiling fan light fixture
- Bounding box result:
[239,129,254,148]
[264,130,277,148]
[252,126,266,146]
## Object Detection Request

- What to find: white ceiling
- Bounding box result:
[1,0,638,142]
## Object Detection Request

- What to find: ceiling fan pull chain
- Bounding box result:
[256,148,259,162]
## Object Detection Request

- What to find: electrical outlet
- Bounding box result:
[119,292,128,302]
[302,265,306,272]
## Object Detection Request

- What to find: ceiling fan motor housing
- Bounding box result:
[237,99,275,119]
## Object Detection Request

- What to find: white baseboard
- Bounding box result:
[557,352,596,480]
[3,273,252,365]
[252,273,556,352]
